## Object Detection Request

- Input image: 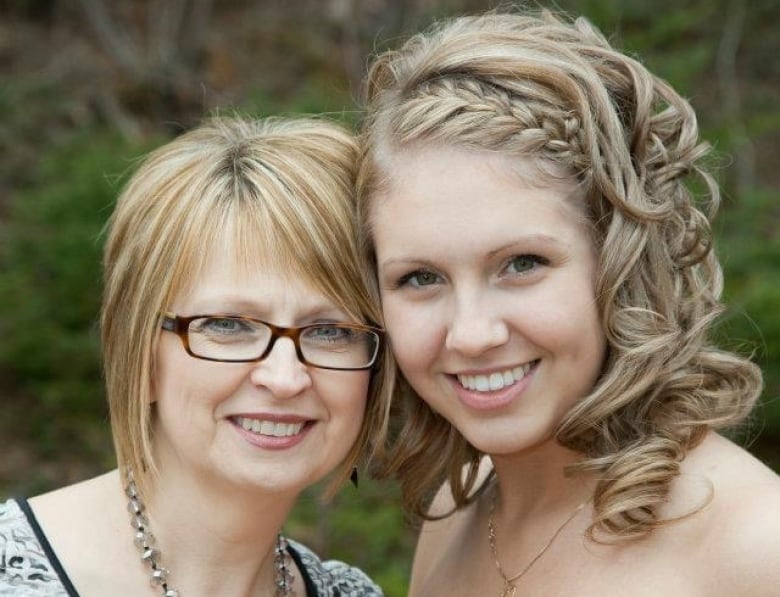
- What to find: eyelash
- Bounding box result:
[503,254,549,276]
[393,254,549,290]
[395,269,442,289]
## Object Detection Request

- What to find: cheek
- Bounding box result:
[317,372,371,424]
[520,281,606,370]
[155,341,246,411]
[565,287,604,356]
[382,297,443,370]
[154,343,186,405]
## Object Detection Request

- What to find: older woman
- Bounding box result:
[1,115,390,596]
[358,9,780,597]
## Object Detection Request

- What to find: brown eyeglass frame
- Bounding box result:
[160,313,383,370]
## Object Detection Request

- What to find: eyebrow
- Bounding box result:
[184,295,265,314]
[485,234,571,258]
[185,296,345,320]
[380,233,571,268]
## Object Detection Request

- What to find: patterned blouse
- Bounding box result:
[0,498,383,596]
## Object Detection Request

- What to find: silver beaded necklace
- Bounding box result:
[125,471,295,596]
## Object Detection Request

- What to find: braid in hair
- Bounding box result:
[359,10,762,541]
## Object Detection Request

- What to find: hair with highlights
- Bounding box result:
[357,10,762,540]
[102,115,393,500]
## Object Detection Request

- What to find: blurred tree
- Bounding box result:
[0,129,154,493]
[76,0,214,136]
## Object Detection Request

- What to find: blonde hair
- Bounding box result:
[102,115,393,500]
[358,10,762,540]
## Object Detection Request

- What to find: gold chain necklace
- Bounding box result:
[487,491,588,597]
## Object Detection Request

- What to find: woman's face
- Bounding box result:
[152,244,371,494]
[372,146,607,456]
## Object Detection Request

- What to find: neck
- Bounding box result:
[488,438,594,518]
[137,471,298,596]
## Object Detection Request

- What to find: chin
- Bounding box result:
[465,427,556,457]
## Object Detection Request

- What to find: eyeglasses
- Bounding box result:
[161,313,382,371]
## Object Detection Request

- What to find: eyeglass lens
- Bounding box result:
[186,316,378,369]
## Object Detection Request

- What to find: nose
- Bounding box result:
[249,337,312,398]
[444,289,509,357]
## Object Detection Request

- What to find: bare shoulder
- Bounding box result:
[28,470,127,571]
[30,469,120,519]
[674,433,780,595]
[678,431,780,502]
[409,457,493,596]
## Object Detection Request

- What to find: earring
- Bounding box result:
[350,466,359,489]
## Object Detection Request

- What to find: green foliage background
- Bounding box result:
[1,1,778,595]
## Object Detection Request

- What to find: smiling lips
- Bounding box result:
[456,361,535,392]
[235,416,305,437]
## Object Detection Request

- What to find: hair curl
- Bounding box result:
[357,10,762,541]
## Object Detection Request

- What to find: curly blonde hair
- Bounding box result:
[357,10,763,540]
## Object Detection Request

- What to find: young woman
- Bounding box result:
[357,10,780,596]
[0,116,390,596]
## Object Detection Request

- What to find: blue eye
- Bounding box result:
[303,325,352,343]
[398,270,442,288]
[196,317,254,336]
[506,255,546,274]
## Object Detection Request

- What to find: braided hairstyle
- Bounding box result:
[357,10,763,541]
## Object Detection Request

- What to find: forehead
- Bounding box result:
[371,145,588,249]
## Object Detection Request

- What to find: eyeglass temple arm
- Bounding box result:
[160,314,177,331]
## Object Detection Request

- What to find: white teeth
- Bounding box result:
[236,417,304,437]
[457,362,535,392]
[489,372,503,390]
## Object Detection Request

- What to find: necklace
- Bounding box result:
[487,490,588,597]
[125,471,295,596]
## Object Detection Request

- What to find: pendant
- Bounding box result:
[500,580,517,597]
